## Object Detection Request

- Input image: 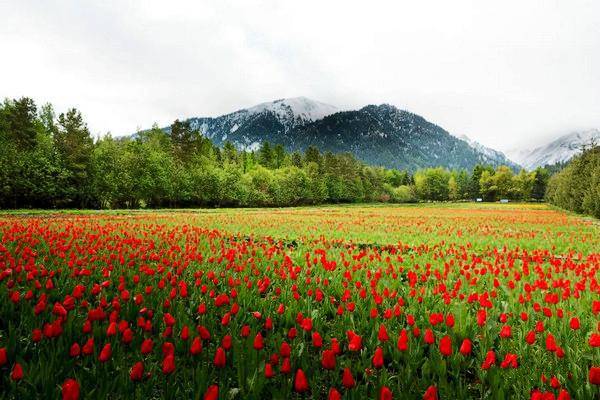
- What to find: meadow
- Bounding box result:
[0,204,598,399]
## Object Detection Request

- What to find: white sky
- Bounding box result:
[1,0,599,151]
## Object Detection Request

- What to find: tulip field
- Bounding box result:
[0,203,599,399]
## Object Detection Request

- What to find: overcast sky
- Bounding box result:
[1,0,599,151]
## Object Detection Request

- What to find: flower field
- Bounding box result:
[0,204,598,399]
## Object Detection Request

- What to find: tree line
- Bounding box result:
[546,143,600,218]
[0,97,551,209]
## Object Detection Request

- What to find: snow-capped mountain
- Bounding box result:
[156,97,519,171]
[457,135,519,169]
[508,129,599,170]
[181,97,338,151]
[286,104,517,171]
[246,97,338,123]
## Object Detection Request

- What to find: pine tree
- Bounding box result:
[55,108,94,207]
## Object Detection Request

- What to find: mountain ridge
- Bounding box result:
[507,129,599,169]
[156,97,519,170]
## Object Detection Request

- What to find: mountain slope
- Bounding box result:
[182,97,338,151]
[508,129,600,169]
[458,135,517,168]
[158,97,517,171]
[285,104,516,170]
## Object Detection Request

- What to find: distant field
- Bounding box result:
[0,204,598,399]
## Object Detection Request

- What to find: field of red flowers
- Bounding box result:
[0,204,598,399]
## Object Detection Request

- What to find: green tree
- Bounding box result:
[170,119,203,163]
[55,108,94,207]
[414,167,451,201]
[258,141,274,168]
[531,167,549,201]
[3,97,39,151]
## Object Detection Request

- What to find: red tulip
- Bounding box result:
[424,329,435,345]
[378,324,389,342]
[122,328,133,344]
[141,338,153,355]
[164,313,176,326]
[82,337,94,356]
[32,329,42,342]
[107,321,117,336]
[557,389,571,400]
[525,330,536,345]
[569,317,580,330]
[241,325,251,338]
[481,350,496,370]
[99,343,112,362]
[499,325,512,338]
[162,342,174,357]
[348,332,362,351]
[204,385,219,400]
[530,390,543,400]
[439,335,452,356]
[312,331,323,347]
[545,333,557,352]
[0,347,6,366]
[294,369,309,393]
[181,325,190,340]
[590,366,600,385]
[321,349,336,370]
[214,347,226,368]
[279,341,291,357]
[11,362,23,381]
[253,332,264,350]
[372,346,384,368]
[69,342,81,357]
[281,357,291,374]
[535,321,544,333]
[190,337,203,355]
[397,329,408,351]
[477,309,487,326]
[265,363,275,378]
[328,387,342,400]
[301,317,313,331]
[62,378,80,400]
[500,353,518,369]
[162,354,175,374]
[342,367,355,389]
[330,338,341,355]
[459,339,472,356]
[130,361,144,381]
[380,385,393,400]
[423,385,438,400]
[288,327,297,339]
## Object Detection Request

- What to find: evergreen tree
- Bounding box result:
[170,119,202,163]
[55,108,94,207]
[531,167,549,201]
[3,97,39,151]
[258,141,274,168]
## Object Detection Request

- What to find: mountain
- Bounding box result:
[159,97,518,171]
[181,97,338,151]
[507,129,600,170]
[457,135,518,169]
[283,104,518,170]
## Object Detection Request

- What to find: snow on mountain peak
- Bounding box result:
[455,134,517,167]
[508,129,600,169]
[245,97,338,122]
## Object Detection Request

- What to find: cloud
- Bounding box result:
[1,0,599,150]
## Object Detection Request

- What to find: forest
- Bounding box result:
[0,97,569,210]
[546,144,600,218]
